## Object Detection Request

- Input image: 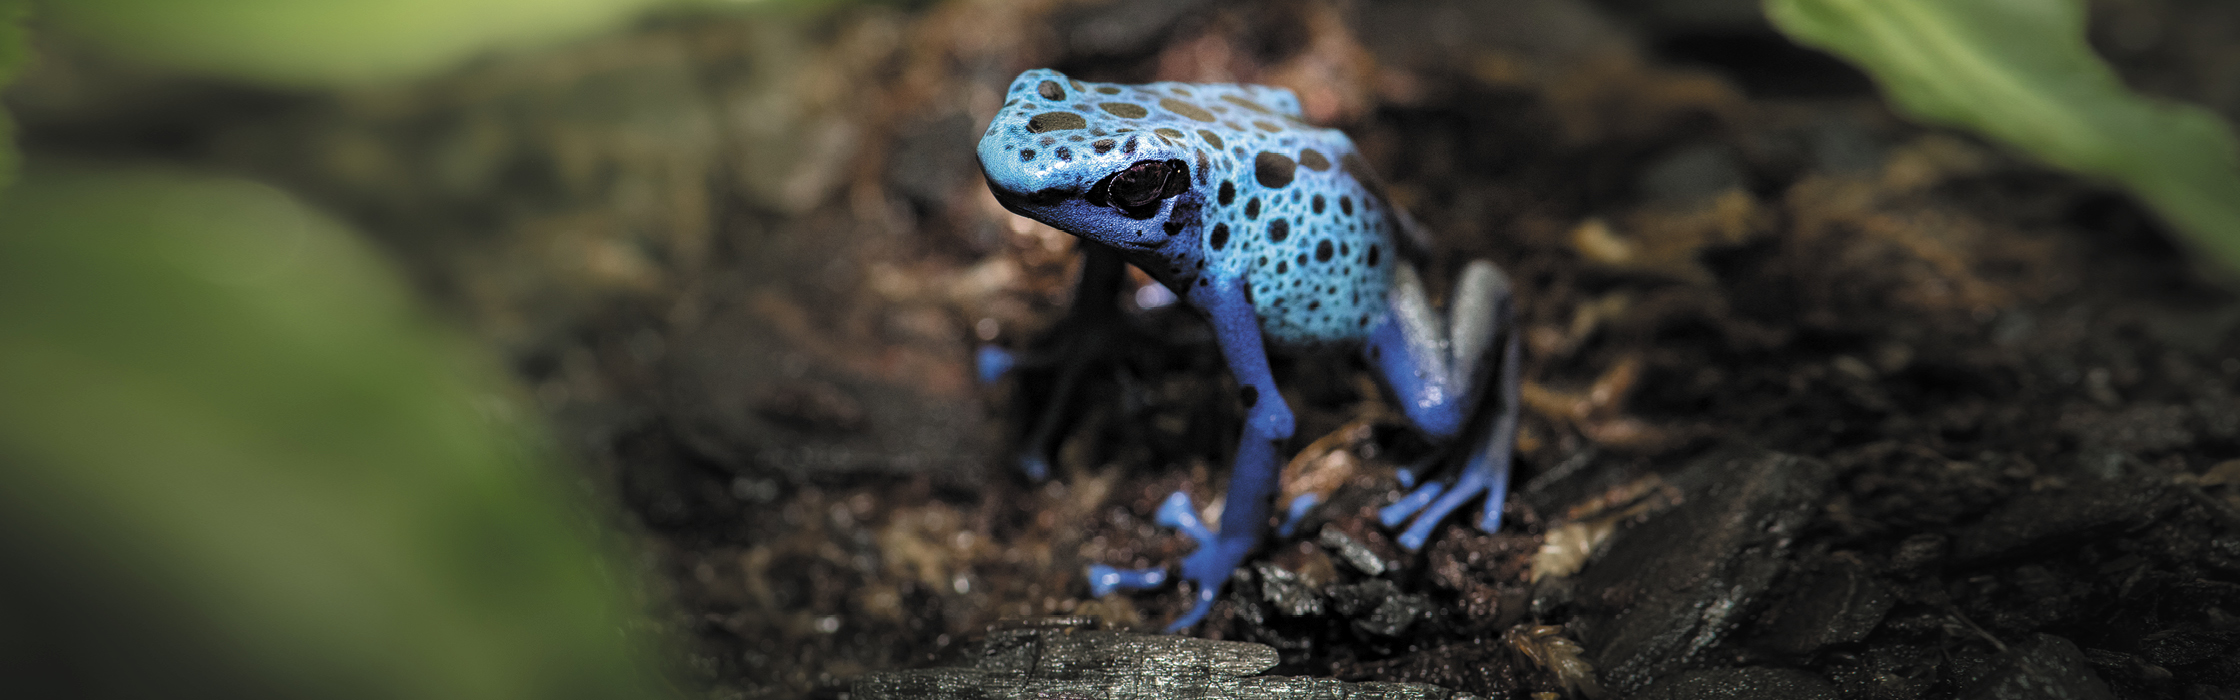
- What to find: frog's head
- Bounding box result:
[978,69,1206,254]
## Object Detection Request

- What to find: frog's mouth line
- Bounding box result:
[1019,187,1077,208]
[979,172,1077,212]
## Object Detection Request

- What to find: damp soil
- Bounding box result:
[15,0,2240,698]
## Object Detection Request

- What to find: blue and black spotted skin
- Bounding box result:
[977,69,1398,341]
[978,69,1520,633]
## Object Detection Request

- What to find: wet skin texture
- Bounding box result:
[978,69,1522,632]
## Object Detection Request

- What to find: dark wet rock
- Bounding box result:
[2191,683,2240,700]
[1952,479,2179,564]
[1570,449,1833,693]
[1330,579,1434,638]
[1630,667,1838,700]
[2081,647,2176,697]
[1319,524,1390,577]
[1886,532,1949,572]
[2193,655,2240,690]
[2141,627,2239,668]
[1959,634,2117,700]
[1825,644,1947,699]
[850,621,1481,699]
[1750,553,1894,657]
[1254,561,1327,618]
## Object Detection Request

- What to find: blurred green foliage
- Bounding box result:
[38,0,664,86]
[0,166,676,699]
[0,1,718,696]
[1766,0,2240,278]
[0,0,27,187]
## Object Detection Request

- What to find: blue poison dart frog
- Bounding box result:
[976,69,1522,632]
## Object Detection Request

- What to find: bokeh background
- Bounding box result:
[5,0,2240,698]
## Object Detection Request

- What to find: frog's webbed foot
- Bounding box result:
[1087,438,1291,631]
[1377,404,1516,550]
[1366,260,1523,551]
[982,245,1137,481]
[1085,490,1242,631]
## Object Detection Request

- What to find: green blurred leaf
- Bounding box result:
[39,0,661,86]
[0,165,675,700]
[1766,0,2240,277]
[0,0,29,188]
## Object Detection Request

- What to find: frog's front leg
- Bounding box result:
[1367,260,1522,551]
[1087,274,1291,632]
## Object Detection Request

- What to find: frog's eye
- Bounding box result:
[1109,160,1172,208]
[1098,159,1191,212]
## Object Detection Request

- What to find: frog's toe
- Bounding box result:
[1085,491,1253,632]
[1165,582,1222,632]
[1168,526,1256,632]
[1019,453,1052,482]
[975,344,1016,385]
[1377,481,1445,528]
[1086,563,1168,597]
[1276,493,1320,537]
[1479,483,1506,533]
[1152,490,1216,545]
[1395,469,1486,551]
[1084,491,1212,597]
[1392,448,1512,551]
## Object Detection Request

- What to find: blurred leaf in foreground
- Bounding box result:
[38,0,661,86]
[0,0,29,187]
[1765,0,2240,277]
[0,166,675,700]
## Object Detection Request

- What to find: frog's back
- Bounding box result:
[980,70,1401,345]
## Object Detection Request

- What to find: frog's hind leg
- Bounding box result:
[1364,260,1522,551]
[1394,330,1519,548]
